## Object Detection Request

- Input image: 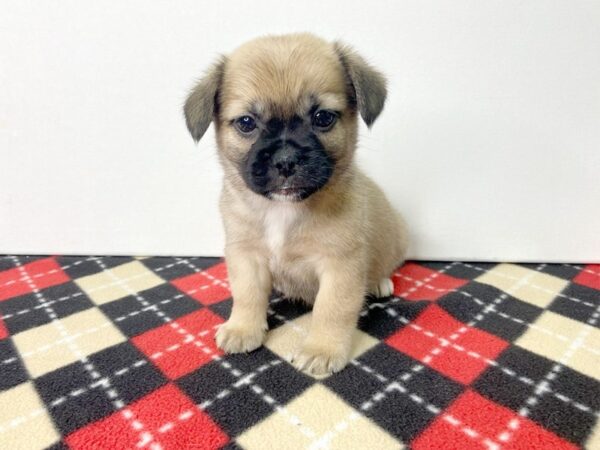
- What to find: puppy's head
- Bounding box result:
[184,33,386,202]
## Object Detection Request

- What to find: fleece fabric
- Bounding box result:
[0,256,598,449]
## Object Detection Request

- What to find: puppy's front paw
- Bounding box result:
[215,320,267,353]
[291,340,350,376]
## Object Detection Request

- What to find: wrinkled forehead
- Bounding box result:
[220,44,348,121]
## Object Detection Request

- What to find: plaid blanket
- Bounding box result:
[0,256,598,449]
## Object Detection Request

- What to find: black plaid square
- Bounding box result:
[44,440,69,450]
[473,346,556,410]
[529,365,600,445]
[56,256,134,279]
[420,261,498,280]
[548,283,600,328]
[0,338,29,391]
[326,344,464,443]
[34,342,165,435]
[209,298,232,321]
[219,442,245,450]
[266,296,311,330]
[534,263,582,281]
[475,346,600,446]
[359,297,429,340]
[101,283,202,337]
[141,256,222,282]
[0,282,95,335]
[179,346,313,437]
[438,281,544,342]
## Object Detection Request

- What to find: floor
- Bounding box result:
[0,256,599,449]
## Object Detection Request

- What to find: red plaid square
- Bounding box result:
[573,264,600,290]
[412,390,577,450]
[0,257,70,301]
[386,305,508,384]
[132,309,224,379]
[171,262,231,305]
[0,318,7,340]
[66,384,228,450]
[392,263,468,301]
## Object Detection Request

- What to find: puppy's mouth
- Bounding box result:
[267,186,310,201]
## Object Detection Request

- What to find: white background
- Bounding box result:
[1,1,599,262]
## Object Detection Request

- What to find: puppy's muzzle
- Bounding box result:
[242,127,334,201]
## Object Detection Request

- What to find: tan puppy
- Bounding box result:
[184,33,408,375]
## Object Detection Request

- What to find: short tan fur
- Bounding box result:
[184,33,408,375]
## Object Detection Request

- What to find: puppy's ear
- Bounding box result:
[334,43,387,127]
[184,57,226,142]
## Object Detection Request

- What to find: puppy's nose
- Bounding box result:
[272,149,298,178]
[275,159,296,177]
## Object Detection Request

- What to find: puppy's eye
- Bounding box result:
[312,110,337,130]
[235,116,257,134]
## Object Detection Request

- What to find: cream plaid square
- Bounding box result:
[0,382,59,449]
[13,308,125,377]
[476,264,568,308]
[75,260,164,305]
[237,384,402,450]
[264,312,378,379]
[516,310,600,380]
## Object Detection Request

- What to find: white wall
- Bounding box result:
[1,1,599,262]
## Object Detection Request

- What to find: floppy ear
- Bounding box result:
[334,43,387,127]
[183,57,226,142]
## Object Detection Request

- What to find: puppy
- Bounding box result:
[184,33,408,375]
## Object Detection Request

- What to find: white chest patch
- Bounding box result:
[263,203,301,258]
